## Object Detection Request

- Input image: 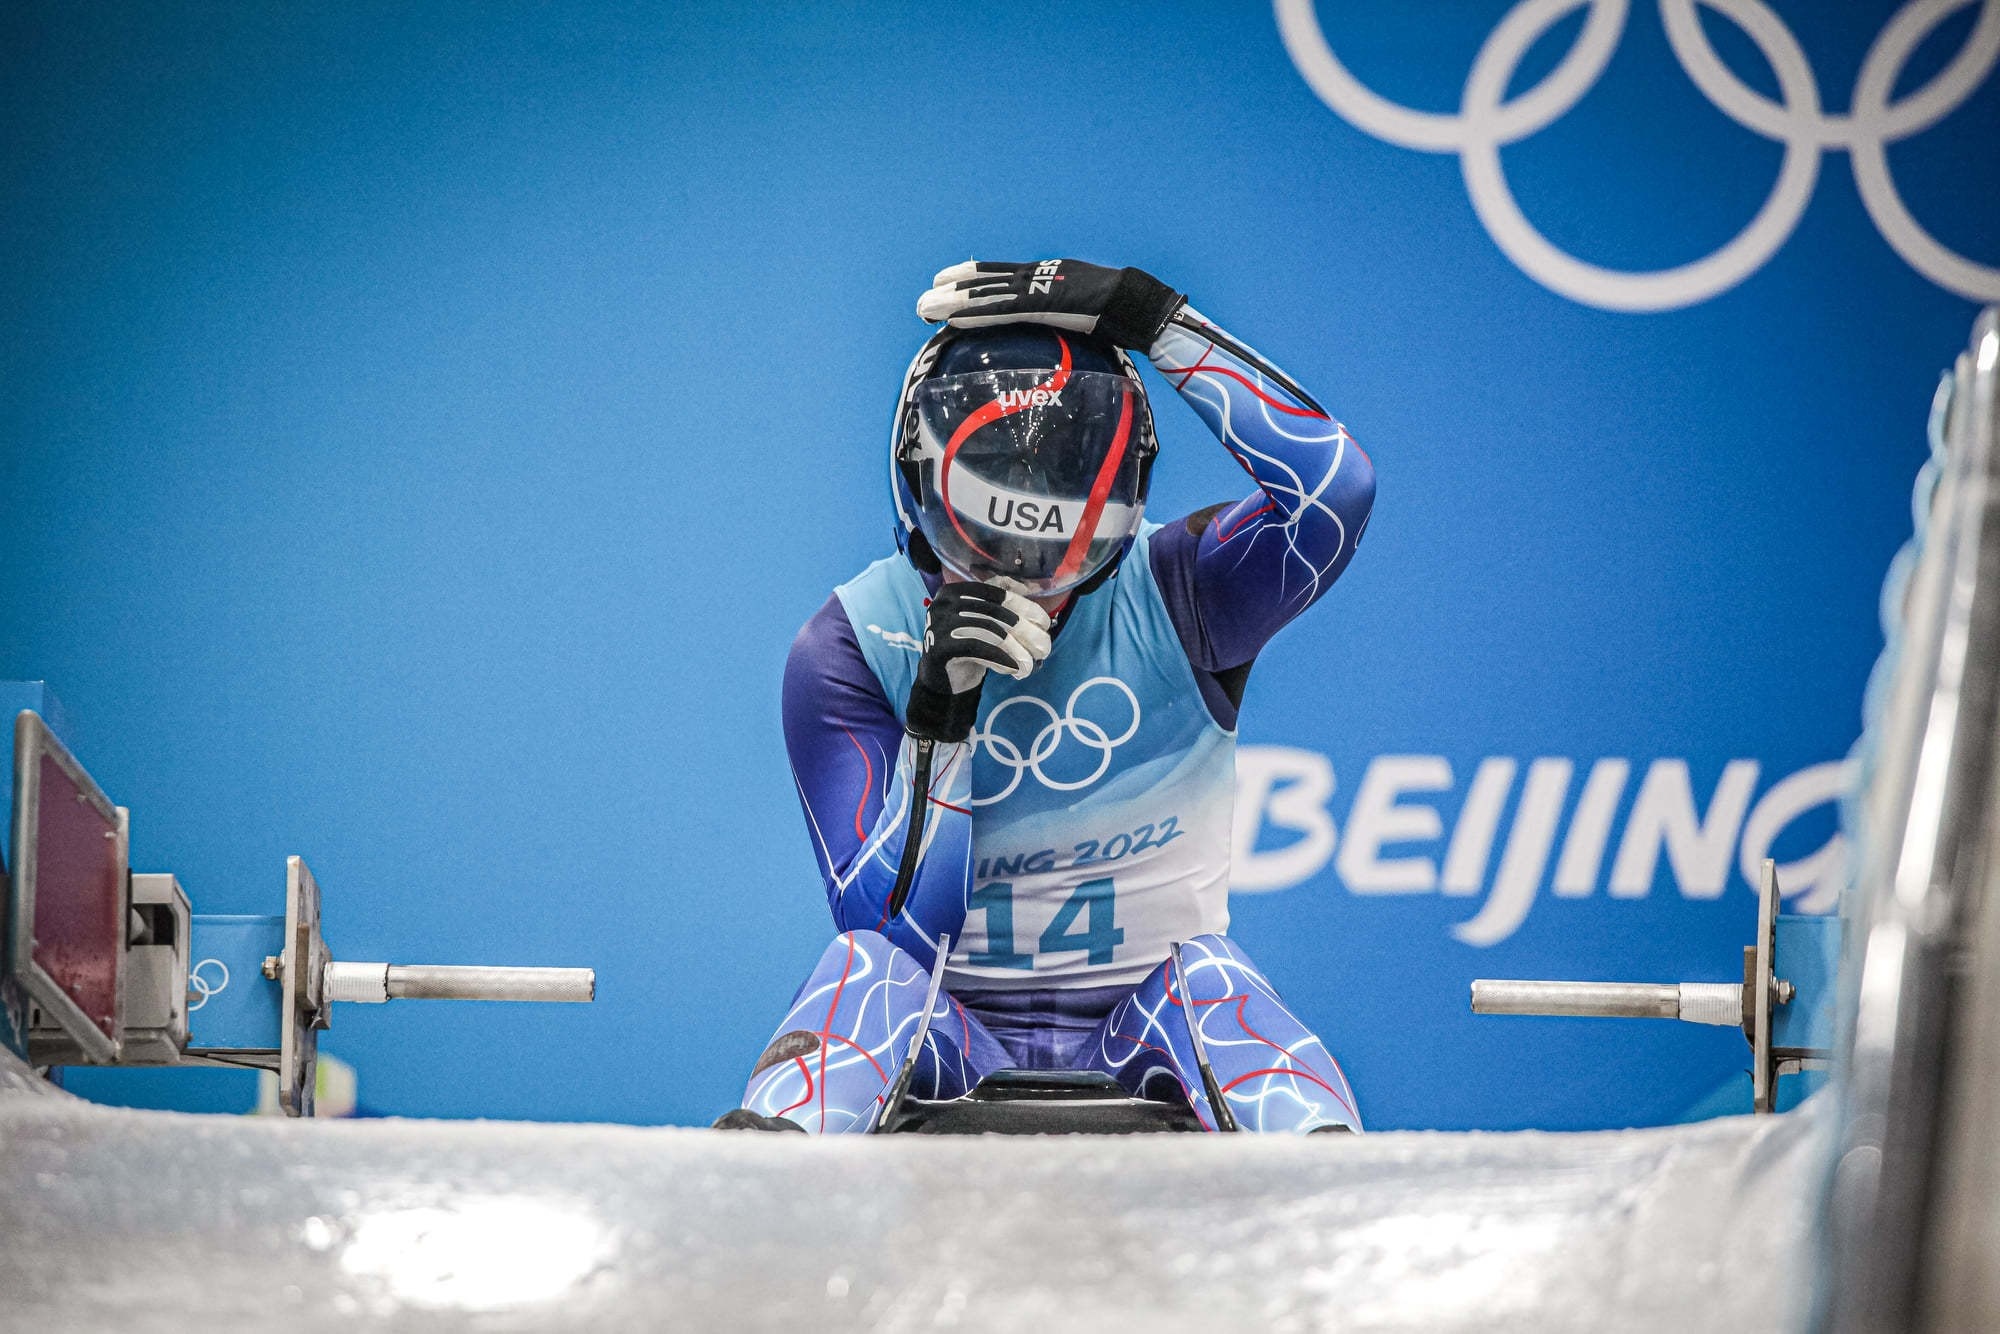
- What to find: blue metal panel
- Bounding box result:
[1772,915,1840,1053]
[187,915,284,1052]
[1776,1068,1828,1112]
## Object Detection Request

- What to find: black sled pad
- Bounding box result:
[878,1069,1206,1135]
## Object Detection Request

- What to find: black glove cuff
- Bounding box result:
[1099,267,1186,350]
[906,677,982,743]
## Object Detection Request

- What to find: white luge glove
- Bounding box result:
[904,582,1053,741]
[915,258,1186,349]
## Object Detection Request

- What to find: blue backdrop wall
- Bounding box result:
[3,1,1995,1130]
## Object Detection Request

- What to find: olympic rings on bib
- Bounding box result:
[968,676,1142,806]
[1276,0,2000,309]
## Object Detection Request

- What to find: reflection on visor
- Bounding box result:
[909,368,1149,596]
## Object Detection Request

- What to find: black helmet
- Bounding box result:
[891,325,1157,597]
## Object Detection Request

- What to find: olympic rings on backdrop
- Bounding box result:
[186,958,230,1011]
[968,676,1142,806]
[1275,0,2000,310]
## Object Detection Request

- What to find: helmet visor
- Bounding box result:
[908,368,1147,596]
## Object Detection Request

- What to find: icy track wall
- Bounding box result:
[0,1044,1828,1334]
[3,2,1997,1130]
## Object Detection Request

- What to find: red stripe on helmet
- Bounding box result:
[1048,384,1133,588]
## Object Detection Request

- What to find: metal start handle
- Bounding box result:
[325,962,595,1004]
[1470,979,1745,1026]
[1469,861,1809,1117]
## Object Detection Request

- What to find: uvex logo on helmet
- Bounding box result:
[1029,259,1063,295]
[995,387,1062,411]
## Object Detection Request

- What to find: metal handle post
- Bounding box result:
[1470,979,1746,1026]
[325,961,595,1004]
[1471,980,1680,1018]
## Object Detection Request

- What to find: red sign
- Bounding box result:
[30,749,124,1044]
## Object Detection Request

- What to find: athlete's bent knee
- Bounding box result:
[817,929,923,975]
[1185,932,1262,972]
[819,927,904,959]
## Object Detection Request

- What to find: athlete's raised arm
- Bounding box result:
[917,259,1374,673]
[1147,307,1373,668]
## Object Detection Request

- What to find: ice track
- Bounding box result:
[0,1049,1821,1333]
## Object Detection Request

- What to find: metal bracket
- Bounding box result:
[278,856,328,1117]
[1752,859,1779,1114]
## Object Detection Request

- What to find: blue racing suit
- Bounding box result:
[744,308,1376,1132]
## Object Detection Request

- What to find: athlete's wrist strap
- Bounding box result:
[1100,268,1186,350]
[905,678,980,743]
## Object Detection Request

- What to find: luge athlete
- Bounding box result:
[717,259,1376,1133]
